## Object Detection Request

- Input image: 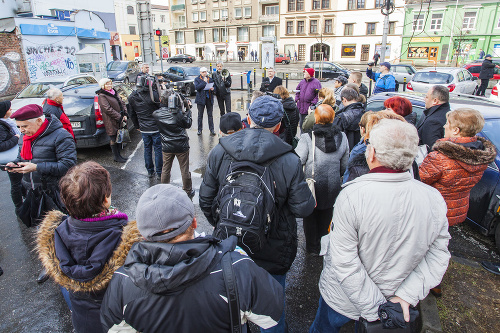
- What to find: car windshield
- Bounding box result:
[335,63,347,69]
[106,62,128,71]
[482,119,500,153]
[413,72,453,84]
[17,82,63,98]
[62,96,94,116]
[184,67,200,76]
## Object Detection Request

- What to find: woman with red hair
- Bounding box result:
[384,96,417,125]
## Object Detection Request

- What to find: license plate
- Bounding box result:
[70,122,81,128]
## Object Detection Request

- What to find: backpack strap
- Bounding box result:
[222,252,242,333]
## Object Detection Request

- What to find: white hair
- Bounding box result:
[366,119,418,171]
[27,115,46,123]
[46,88,63,100]
[216,61,224,66]
[99,78,112,89]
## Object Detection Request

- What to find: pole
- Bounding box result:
[286,73,289,89]
[253,68,256,86]
[445,0,460,65]
[380,15,389,63]
[158,34,163,73]
[403,77,406,92]
[241,73,243,91]
[210,63,212,72]
[369,79,373,97]
[225,16,228,62]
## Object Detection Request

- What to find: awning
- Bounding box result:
[77,28,110,40]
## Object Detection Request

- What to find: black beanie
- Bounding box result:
[0,101,11,118]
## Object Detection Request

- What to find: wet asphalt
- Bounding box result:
[0,89,498,332]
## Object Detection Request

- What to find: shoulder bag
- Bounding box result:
[116,120,131,144]
[222,252,242,333]
[305,132,317,205]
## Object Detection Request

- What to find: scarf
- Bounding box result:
[105,89,116,95]
[21,119,49,160]
[46,99,64,112]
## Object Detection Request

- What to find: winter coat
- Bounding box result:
[419,136,497,226]
[302,101,338,132]
[417,102,450,149]
[15,114,76,189]
[100,236,284,332]
[36,210,141,333]
[279,96,299,146]
[342,139,369,183]
[42,102,75,139]
[0,119,18,153]
[295,77,322,115]
[333,85,345,105]
[479,59,496,80]
[333,102,365,150]
[359,83,369,98]
[153,104,192,153]
[366,69,396,94]
[320,172,450,321]
[213,70,232,96]
[96,89,127,137]
[295,124,349,210]
[260,76,283,93]
[127,89,160,132]
[404,111,417,126]
[194,75,216,105]
[199,128,316,275]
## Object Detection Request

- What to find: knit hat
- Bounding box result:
[334,76,348,86]
[220,112,242,134]
[485,54,492,58]
[11,104,43,121]
[99,78,112,90]
[135,184,195,242]
[0,101,11,118]
[380,62,391,70]
[304,67,315,77]
[248,95,284,128]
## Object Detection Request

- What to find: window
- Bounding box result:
[192,12,198,22]
[200,11,206,21]
[263,25,275,37]
[195,30,204,43]
[192,0,197,3]
[344,23,354,36]
[348,0,364,9]
[286,21,294,34]
[221,9,228,19]
[342,44,356,58]
[357,0,365,9]
[324,19,332,33]
[152,14,155,22]
[310,20,318,34]
[221,28,228,41]
[265,6,279,15]
[430,13,443,30]
[313,0,320,10]
[244,7,251,17]
[322,0,330,9]
[129,26,136,35]
[375,0,383,8]
[161,15,166,23]
[463,12,476,30]
[366,23,376,35]
[389,21,395,34]
[288,0,295,12]
[297,0,304,11]
[237,27,249,42]
[235,8,242,18]
[127,6,134,14]
[297,21,305,34]
[413,14,424,31]
[175,31,185,44]
[213,28,219,42]
[213,10,220,20]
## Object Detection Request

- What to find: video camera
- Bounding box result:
[265,91,281,100]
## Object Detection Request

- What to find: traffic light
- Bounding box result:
[155,29,162,36]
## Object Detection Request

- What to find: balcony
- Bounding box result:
[259,14,279,23]
[171,4,186,11]
[172,22,187,29]
[259,0,279,3]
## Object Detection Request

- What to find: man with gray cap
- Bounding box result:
[100,184,284,332]
[200,95,316,332]
[366,61,396,94]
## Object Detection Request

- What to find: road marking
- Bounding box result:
[121,140,143,170]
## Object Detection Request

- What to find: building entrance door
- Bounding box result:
[298,44,305,61]
[429,47,439,64]
[361,44,370,62]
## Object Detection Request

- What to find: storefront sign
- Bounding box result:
[77,28,110,40]
[408,47,429,58]
[341,44,356,58]
[20,23,76,36]
[110,32,120,46]
[410,37,441,43]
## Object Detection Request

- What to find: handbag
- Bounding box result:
[305,131,317,204]
[221,252,242,333]
[0,145,19,164]
[116,121,131,144]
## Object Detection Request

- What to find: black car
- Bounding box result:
[106,61,140,84]
[162,66,200,96]
[304,61,350,80]
[64,83,134,148]
[368,91,500,252]
[167,54,195,64]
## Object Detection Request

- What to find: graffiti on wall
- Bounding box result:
[24,43,78,81]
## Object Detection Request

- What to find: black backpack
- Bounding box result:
[212,159,278,255]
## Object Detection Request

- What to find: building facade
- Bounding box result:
[401,0,500,65]
[278,0,405,63]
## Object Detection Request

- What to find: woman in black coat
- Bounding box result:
[274,85,299,146]
[476,55,497,96]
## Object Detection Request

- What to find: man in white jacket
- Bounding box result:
[310,119,451,332]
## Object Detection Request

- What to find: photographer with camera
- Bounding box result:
[366,61,396,95]
[260,67,282,93]
[213,61,232,116]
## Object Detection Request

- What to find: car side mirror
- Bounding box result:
[473,76,478,81]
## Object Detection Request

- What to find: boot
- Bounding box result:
[37,268,49,284]
[111,144,127,163]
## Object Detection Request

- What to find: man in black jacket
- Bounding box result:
[476,55,497,96]
[260,67,283,93]
[153,90,194,199]
[348,71,369,98]
[417,85,450,149]
[128,77,162,179]
[213,61,232,116]
[101,184,284,332]
[199,95,316,332]
[334,87,365,151]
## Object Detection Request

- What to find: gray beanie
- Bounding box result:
[248,95,284,128]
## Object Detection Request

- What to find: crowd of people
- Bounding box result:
[0,60,498,333]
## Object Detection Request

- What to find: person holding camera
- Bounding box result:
[194,67,216,136]
[260,67,282,93]
[366,62,396,94]
[213,61,232,116]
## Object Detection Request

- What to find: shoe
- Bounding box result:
[148,172,154,178]
[187,189,195,200]
[197,130,202,135]
[481,261,500,275]
[155,174,161,180]
[0,266,3,276]
[37,269,49,284]
[210,131,216,136]
[111,144,127,163]
[430,286,442,297]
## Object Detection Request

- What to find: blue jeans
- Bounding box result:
[60,286,72,311]
[142,132,163,175]
[309,296,353,333]
[261,274,287,333]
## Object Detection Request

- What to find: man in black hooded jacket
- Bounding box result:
[333,87,365,151]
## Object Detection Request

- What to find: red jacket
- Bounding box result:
[419,136,496,226]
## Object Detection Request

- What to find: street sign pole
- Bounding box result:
[158,34,163,73]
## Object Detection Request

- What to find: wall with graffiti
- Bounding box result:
[22,37,78,82]
[0,32,29,98]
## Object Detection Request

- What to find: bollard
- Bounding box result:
[286,73,289,89]
[253,68,256,86]
[209,63,212,72]
[241,73,244,91]
[369,79,373,97]
[249,81,253,93]
[263,67,267,78]
[403,77,407,92]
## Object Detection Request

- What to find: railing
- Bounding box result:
[171,4,186,11]
[259,14,279,23]
[172,22,187,29]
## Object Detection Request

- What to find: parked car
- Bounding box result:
[473,57,500,64]
[134,54,160,62]
[304,61,350,80]
[464,62,500,81]
[275,54,290,64]
[167,54,196,63]
[161,66,200,96]
[105,61,140,84]
[10,74,98,112]
[407,67,478,95]
[490,80,500,102]
[368,91,500,252]
[390,64,417,85]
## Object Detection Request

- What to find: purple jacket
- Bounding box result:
[295,78,321,115]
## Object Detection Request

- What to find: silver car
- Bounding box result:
[407,67,478,95]
[391,64,417,85]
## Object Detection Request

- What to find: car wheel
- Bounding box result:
[167,59,172,63]
[472,86,478,95]
[183,59,187,63]
[282,60,286,64]
[124,77,129,84]
[495,222,500,253]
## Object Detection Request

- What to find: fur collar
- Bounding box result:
[433,136,497,166]
[36,210,142,293]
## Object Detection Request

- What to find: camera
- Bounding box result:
[367,62,375,67]
[265,91,281,100]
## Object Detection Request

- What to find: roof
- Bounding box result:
[417,67,463,73]
[152,5,169,10]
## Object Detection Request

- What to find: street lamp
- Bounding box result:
[380,1,395,63]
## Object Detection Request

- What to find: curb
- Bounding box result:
[419,295,443,333]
